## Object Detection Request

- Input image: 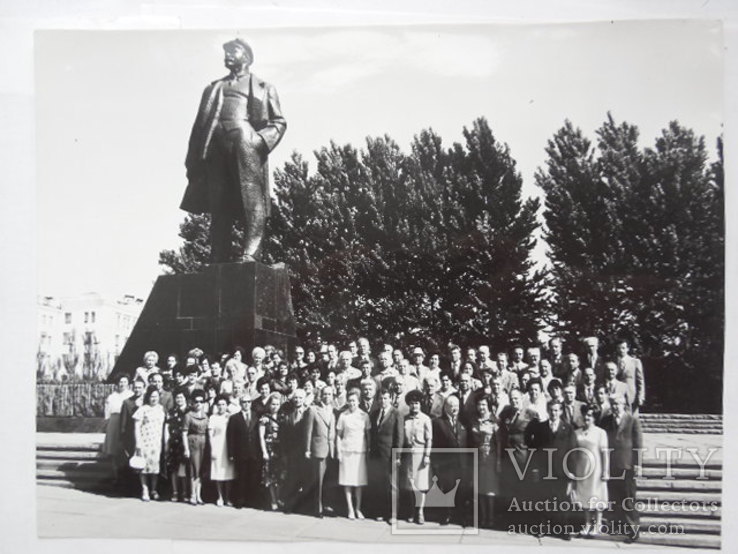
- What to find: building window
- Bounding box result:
[65,312,72,324]
[63,332,72,345]
[84,312,89,324]
[91,311,96,323]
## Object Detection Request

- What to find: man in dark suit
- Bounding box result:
[148,372,174,413]
[368,388,404,522]
[454,373,477,427]
[280,388,310,513]
[497,389,536,526]
[227,392,261,508]
[304,386,336,517]
[432,395,471,525]
[600,395,643,542]
[577,366,598,405]
[562,384,586,430]
[524,400,577,539]
[581,336,606,381]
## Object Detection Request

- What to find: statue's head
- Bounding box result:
[223,38,253,70]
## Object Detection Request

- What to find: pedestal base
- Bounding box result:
[111,261,296,379]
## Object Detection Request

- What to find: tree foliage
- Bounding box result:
[537,114,723,410]
[161,118,546,352]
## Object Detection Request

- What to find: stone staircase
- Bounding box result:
[36,434,113,491]
[639,413,722,434]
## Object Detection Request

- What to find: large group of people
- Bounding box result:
[104,335,646,541]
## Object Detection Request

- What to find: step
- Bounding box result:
[36,458,112,471]
[36,443,103,452]
[637,479,722,492]
[641,459,722,470]
[637,489,721,503]
[641,425,722,431]
[639,501,721,518]
[37,467,113,481]
[640,467,722,480]
[636,531,720,549]
[640,516,721,534]
[640,414,722,420]
[36,449,102,461]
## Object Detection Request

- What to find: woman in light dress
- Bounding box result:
[133,385,166,501]
[208,395,235,506]
[573,404,610,536]
[102,374,132,484]
[336,389,370,519]
[402,389,432,524]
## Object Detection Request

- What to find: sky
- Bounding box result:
[36,21,723,300]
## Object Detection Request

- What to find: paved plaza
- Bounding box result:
[38,485,657,547]
[37,432,721,546]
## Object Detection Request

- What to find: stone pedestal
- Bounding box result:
[111,261,296,379]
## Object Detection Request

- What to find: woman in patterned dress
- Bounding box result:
[164,389,189,502]
[259,392,284,511]
[102,374,132,484]
[469,395,502,528]
[133,385,166,501]
[401,389,433,524]
[209,395,235,506]
[182,389,209,505]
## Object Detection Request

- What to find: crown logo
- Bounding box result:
[412,475,460,508]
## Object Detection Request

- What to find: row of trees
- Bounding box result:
[160,116,723,411]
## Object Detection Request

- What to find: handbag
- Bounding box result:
[129,455,146,471]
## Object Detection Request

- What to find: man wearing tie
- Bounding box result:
[577,366,598,405]
[599,395,643,542]
[454,373,476,427]
[615,340,646,415]
[304,386,336,517]
[226,392,261,508]
[368,388,403,521]
[582,336,606,382]
[562,384,585,430]
[281,389,310,513]
[432,395,471,525]
[603,362,630,407]
[524,400,577,539]
[497,390,536,526]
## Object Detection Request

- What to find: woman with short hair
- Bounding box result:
[102,374,132,485]
[573,404,610,536]
[259,392,284,511]
[182,389,208,505]
[469,395,502,528]
[133,385,166,501]
[134,351,160,384]
[401,389,432,524]
[209,395,235,506]
[164,389,189,502]
[336,389,370,519]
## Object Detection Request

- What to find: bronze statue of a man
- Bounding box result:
[181,38,287,263]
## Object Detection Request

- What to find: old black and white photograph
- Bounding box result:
[4,3,732,553]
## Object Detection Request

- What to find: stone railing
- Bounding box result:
[37,383,116,417]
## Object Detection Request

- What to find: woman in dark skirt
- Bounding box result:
[183,389,209,505]
[165,389,189,502]
[258,392,284,511]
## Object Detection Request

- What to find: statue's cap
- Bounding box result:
[223,38,253,63]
